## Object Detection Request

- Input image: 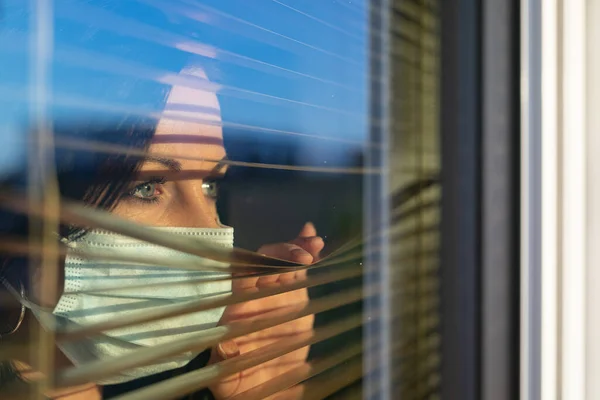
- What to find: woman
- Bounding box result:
[0,66,323,399]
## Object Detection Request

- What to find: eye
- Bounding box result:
[128,177,165,202]
[133,182,159,199]
[202,180,219,199]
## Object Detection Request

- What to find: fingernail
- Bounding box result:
[312,236,324,244]
[217,341,240,360]
[300,236,324,245]
[291,248,311,258]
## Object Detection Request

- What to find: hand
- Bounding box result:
[208,223,323,399]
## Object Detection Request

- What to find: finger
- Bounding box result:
[255,272,280,286]
[255,243,313,286]
[277,268,308,284]
[292,222,324,261]
[209,339,241,364]
[257,243,314,265]
[207,340,242,396]
[290,236,324,260]
[298,222,317,238]
[216,340,241,360]
[277,271,298,284]
[294,268,308,280]
[232,274,261,291]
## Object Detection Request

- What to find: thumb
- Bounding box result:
[207,340,242,398]
[213,340,241,362]
[298,222,317,238]
[291,222,324,261]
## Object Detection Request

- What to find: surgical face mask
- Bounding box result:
[29,227,234,384]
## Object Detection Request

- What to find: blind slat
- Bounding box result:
[391,199,440,224]
[58,266,363,341]
[227,343,363,400]
[0,238,257,274]
[2,194,368,269]
[0,195,299,268]
[1,177,435,272]
[297,356,363,399]
[66,249,363,296]
[0,238,362,297]
[0,236,363,284]
[55,285,365,387]
[112,315,364,400]
[54,137,377,173]
[52,0,369,87]
[63,201,300,269]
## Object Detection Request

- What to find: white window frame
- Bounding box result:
[523,0,599,398]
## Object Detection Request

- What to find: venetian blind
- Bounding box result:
[0,0,441,399]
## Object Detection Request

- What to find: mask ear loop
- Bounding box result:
[0,265,26,339]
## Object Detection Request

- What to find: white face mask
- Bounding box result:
[29,227,234,384]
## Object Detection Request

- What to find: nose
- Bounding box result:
[170,182,221,229]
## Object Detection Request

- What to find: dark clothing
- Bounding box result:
[102,349,214,400]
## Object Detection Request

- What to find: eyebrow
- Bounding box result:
[143,155,229,174]
[144,156,183,172]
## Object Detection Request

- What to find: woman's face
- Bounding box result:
[31,68,227,311]
[112,68,227,228]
